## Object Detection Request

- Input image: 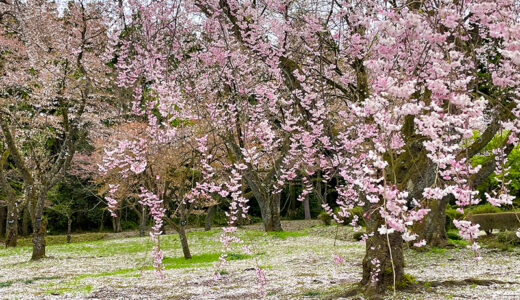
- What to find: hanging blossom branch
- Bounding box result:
[138,186,167,278]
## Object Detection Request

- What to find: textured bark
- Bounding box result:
[414,196,450,248]
[0,150,18,247]
[303,195,311,220]
[258,193,282,232]
[205,205,215,231]
[360,212,404,299]
[31,218,46,260]
[31,191,47,260]
[5,206,18,248]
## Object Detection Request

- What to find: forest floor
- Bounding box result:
[0,220,519,299]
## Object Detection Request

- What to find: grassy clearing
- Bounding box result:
[241,230,307,240]
[0,222,518,299]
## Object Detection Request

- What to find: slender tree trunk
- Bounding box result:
[360,212,404,299]
[75,213,81,232]
[5,202,18,248]
[139,206,146,237]
[0,206,5,238]
[178,222,191,259]
[303,195,311,220]
[66,216,72,244]
[205,205,215,231]
[21,207,30,236]
[259,194,282,232]
[99,210,104,232]
[414,196,450,248]
[31,191,47,260]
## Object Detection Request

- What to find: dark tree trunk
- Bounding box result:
[258,194,282,232]
[139,206,146,237]
[5,203,18,248]
[112,215,122,233]
[99,210,104,232]
[0,206,5,237]
[205,205,215,231]
[303,195,311,220]
[21,207,30,236]
[75,213,82,232]
[414,196,450,248]
[360,212,404,299]
[178,222,191,259]
[66,217,72,244]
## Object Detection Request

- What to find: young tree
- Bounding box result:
[99,120,225,260]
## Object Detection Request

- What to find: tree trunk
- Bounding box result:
[66,217,72,244]
[21,207,30,236]
[360,213,404,299]
[31,190,48,260]
[5,203,18,248]
[75,213,82,232]
[205,205,215,231]
[112,214,122,233]
[0,206,6,238]
[414,196,450,248]
[259,194,282,232]
[139,206,146,237]
[99,210,104,232]
[178,222,191,259]
[303,195,311,220]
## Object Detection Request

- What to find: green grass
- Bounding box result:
[242,230,307,240]
[6,229,223,257]
[44,284,93,296]
[448,238,470,247]
[0,276,61,289]
[72,252,249,281]
[16,233,109,247]
[303,290,320,296]
[429,247,446,254]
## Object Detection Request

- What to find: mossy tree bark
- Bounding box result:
[31,189,48,260]
[360,211,404,299]
[414,197,450,248]
[258,193,282,232]
[0,150,19,248]
[5,209,18,248]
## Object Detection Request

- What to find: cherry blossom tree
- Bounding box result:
[110,0,520,297]
[98,119,226,261]
[0,0,111,259]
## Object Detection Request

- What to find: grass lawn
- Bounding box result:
[0,220,519,299]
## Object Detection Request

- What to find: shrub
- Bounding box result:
[121,220,138,231]
[497,231,520,245]
[445,207,463,230]
[447,231,462,241]
[332,206,365,227]
[318,211,332,225]
[353,231,364,241]
[466,204,501,216]
[468,212,520,232]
